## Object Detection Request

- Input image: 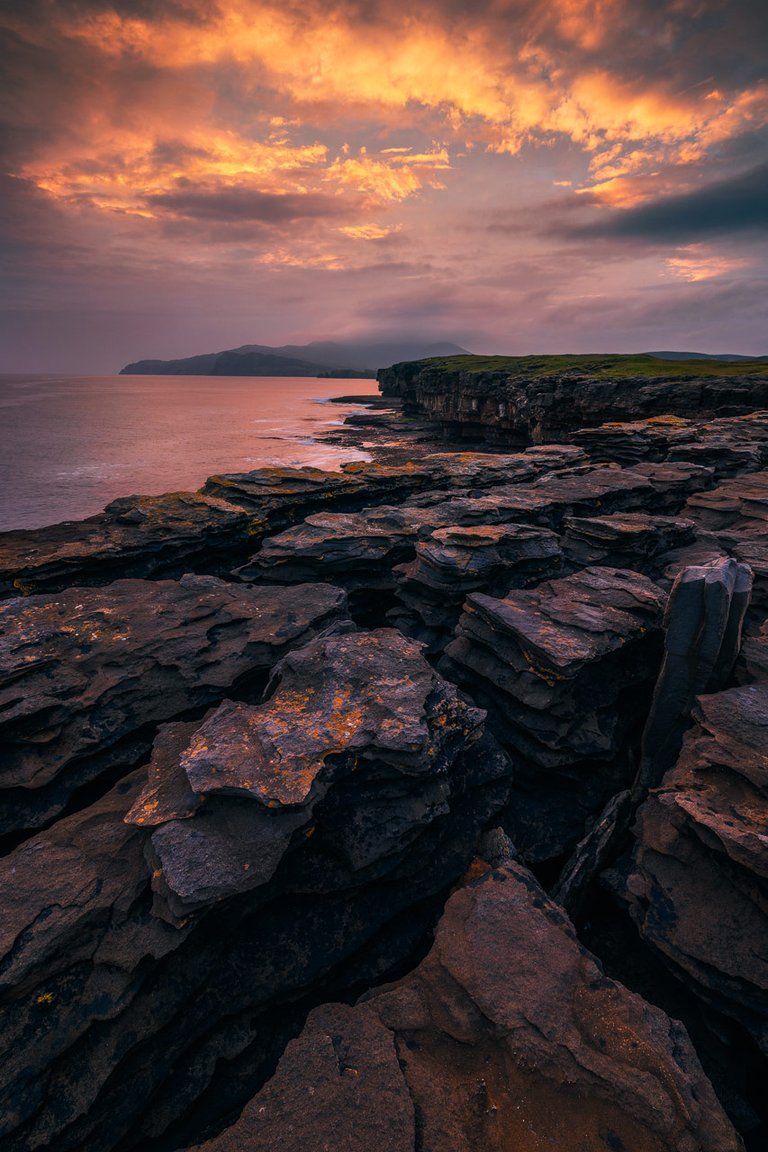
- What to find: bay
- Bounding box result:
[0,374,380,531]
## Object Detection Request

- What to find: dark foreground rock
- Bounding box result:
[0,576,347,839]
[192,862,741,1152]
[0,629,514,1152]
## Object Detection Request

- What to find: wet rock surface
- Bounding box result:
[2,383,768,1151]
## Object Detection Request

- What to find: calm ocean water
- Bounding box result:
[0,374,380,532]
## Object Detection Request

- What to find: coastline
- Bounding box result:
[0,374,381,533]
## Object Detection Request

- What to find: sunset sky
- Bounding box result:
[1,0,767,371]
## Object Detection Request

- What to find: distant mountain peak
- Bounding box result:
[120,339,471,376]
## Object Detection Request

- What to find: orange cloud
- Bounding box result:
[5,0,767,264]
[665,245,751,282]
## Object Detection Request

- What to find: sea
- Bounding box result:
[0,374,381,532]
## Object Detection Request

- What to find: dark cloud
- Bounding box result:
[0,0,218,21]
[147,187,353,223]
[569,161,768,242]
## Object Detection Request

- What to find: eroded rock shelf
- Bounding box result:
[2,364,768,1151]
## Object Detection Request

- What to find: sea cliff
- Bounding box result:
[378,352,768,444]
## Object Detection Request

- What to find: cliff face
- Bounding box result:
[378,356,768,445]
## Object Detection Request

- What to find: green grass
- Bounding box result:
[404,353,768,380]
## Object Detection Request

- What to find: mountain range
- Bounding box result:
[119,340,471,377]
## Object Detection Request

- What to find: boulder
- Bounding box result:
[137,628,491,923]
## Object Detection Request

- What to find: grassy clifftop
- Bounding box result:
[399,353,768,380]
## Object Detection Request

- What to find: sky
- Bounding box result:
[1,0,767,372]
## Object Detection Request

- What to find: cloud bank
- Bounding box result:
[1,0,766,368]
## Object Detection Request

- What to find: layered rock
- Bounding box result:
[390,522,562,652]
[573,411,768,477]
[0,491,252,597]
[0,452,581,600]
[200,463,366,515]
[0,629,513,1152]
[685,469,768,538]
[0,576,347,839]
[614,685,768,1056]
[192,862,741,1152]
[572,415,696,465]
[684,470,768,606]
[441,567,666,858]
[233,505,435,607]
[562,512,695,575]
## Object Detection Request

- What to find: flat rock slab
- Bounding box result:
[562,512,695,571]
[451,566,664,682]
[138,628,487,919]
[0,492,251,597]
[0,576,348,836]
[617,684,768,1052]
[192,862,739,1152]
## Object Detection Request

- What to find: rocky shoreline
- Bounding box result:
[2,363,768,1151]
